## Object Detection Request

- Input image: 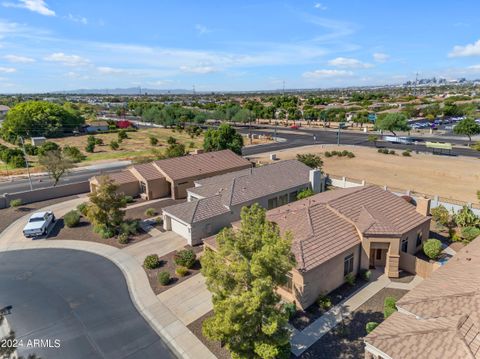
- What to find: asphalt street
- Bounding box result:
[0,249,175,359]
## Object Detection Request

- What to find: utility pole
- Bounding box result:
[282,81,285,97]
[19,136,33,191]
[337,125,341,146]
[414,72,418,96]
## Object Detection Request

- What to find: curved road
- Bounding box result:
[0,249,175,359]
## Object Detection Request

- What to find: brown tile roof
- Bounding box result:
[189,160,312,206]
[162,195,230,224]
[153,150,251,181]
[94,170,138,185]
[266,185,429,272]
[131,163,163,181]
[365,237,480,359]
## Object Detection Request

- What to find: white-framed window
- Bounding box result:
[344,254,354,276]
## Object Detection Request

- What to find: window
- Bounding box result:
[140,181,147,194]
[416,232,423,247]
[401,238,408,252]
[279,194,288,206]
[281,272,293,293]
[376,249,382,260]
[289,191,298,202]
[267,197,278,209]
[206,223,212,235]
[344,254,354,276]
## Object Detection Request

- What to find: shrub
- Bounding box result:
[360,269,372,281]
[341,150,349,157]
[389,150,395,155]
[297,188,315,200]
[431,205,450,227]
[283,302,297,319]
[145,208,157,217]
[95,138,104,146]
[175,266,189,277]
[377,149,383,153]
[63,145,85,162]
[316,294,332,310]
[366,322,379,334]
[76,202,88,216]
[423,238,442,260]
[331,150,339,156]
[158,271,171,285]
[9,198,22,208]
[296,153,323,169]
[9,154,26,168]
[384,297,397,318]
[167,136,177,145]
[94,225,115,239]
[345,273,355,286]
[23,143,38,156]
[346,151,355,158]
[118,233,129,244]
[189,141,195,148]
[324,151,332,158]
[110,140,119,150]
[462,226,480,242]
[64,210,80,228]
[174,249,196,269]
[85,142,95,153]
[149,136,158,146]
[144,254,160,269]
[455,206,479,228]
[123,195,134,203]
[402,150,411,157]
[118,129,128,141]
[120,220,139,235]
[38,141,60,156]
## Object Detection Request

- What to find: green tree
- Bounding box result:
[453,118,480,145]
[86,176,126,233]
[203,124,244,155]
[38,149,74,186]
[149,136,158,146]
[374,113,409,136]
[165,143,186,158]
[63,145,85,163]
[367,134,379,147]
[296,153,323,169]
[1,101,84,141]
[37,141,60,156]
[110,140,120,150]
[201,204,295,359]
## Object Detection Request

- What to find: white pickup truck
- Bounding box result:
[23,211,56,238]
[382,136,414,145]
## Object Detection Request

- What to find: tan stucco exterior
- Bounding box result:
[129,167,170,199]
[89,177,140,197]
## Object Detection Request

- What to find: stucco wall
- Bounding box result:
[147,177,170,199]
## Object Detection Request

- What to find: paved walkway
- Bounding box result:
[0,197,216,359]
[158,274,213,326]
[122,232,186,264]
[290,269,423,356]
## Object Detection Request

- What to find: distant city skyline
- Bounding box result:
[1,0,480,93]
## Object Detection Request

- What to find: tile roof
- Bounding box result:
[95,170,138,185]
[131,163,164,181]
[365,236,480,359]
[266,185,429,272]
[153,149,251,181]
[162,195,230,224]
[189,160,312,206]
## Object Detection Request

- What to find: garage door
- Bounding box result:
[171,218,191,241]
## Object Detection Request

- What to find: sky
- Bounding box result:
[1,0,480,93]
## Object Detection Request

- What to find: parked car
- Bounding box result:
[290,125,299,130]
[383,136,414,145]
[23,211,56,238]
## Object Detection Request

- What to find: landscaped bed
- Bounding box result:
[291,277,369,331]
[49,216,150,248]
[144,245,203,295]
[125,199,183,221]
[296,288,408,359]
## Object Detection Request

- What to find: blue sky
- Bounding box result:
[1,0,480,92]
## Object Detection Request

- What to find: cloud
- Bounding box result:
[449,39,480,57]
[0,66,16,73]
[313,3,327,10]
[179,65,217,74]
[328,57,373,68]
[3,54,35,63]
[195,24,211,35]
[303,69,353,78]
[2,0,55,16]
[97,66,124,74]
[66,14,88,25]
[373,52,389,63]
[44,52,90,66]
[467,64,480,72]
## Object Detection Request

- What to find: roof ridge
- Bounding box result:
[399,291,478,306]
[326,185,367,204]
[190,198,201,223]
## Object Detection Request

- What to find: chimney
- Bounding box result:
[309,169,322,193]
[194,149,204,155]
[416,197,431,217]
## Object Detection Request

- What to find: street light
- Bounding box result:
[19,136,33,191]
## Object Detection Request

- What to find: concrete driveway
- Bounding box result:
[122,232,186,264]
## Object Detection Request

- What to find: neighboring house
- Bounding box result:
[205,185,431,309]
[364,236,480,359]
[0,105,9,119]
[162,160,324,245]
[89,149,252,200]
[31,137,47,146]
[84,121,110,133]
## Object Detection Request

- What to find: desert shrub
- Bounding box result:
[76,202,88,216]
[283,302,297,319]
[402,150,411,157]
[341,150,349,157]
[360,269,372,281]
[63,145,85,162]
[174,249,196,269]
[123,195,134,204]
[175,266,189,277]
[366,322,379,334]
[158,271,171,285]
[95,138,104,145]
[455,206,479,228]
[145,208,157,217]
[167,136,177,145]
[110,140,119,150]
[331,150,339,156]
[462,226,480,242]
[144,254,160,269]
[389,150,395,155]
[149,136,158,146]
[118,232,129,244]
[85,142,95,153]
[324,151,332,158]
[345,273,355,286]
[118,129,128,141]
[431,205,450,227]
[346,151,355,158]
[23,143,38,156]
[189,141,195,148]
[384,297,397,318]
[64,210,80,228]
[297,188,315,200]
[423,238,442,260]
[296,153,323,169]
[120,220,139,235]
[38,141,60,156]
[9,199,22,208]
[94,225,115,239]
[316,294,332,310]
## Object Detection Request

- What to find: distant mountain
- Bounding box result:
[53,87,193,95]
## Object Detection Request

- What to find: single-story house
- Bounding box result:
[89,149,252,200]
[205,185,431,309]
[364,236,480,359]
[84,121,110,133]
[162,160,324,245]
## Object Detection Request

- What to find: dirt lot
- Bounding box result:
[250,145,480,203]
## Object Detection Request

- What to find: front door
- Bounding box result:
[369,248,376,268]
